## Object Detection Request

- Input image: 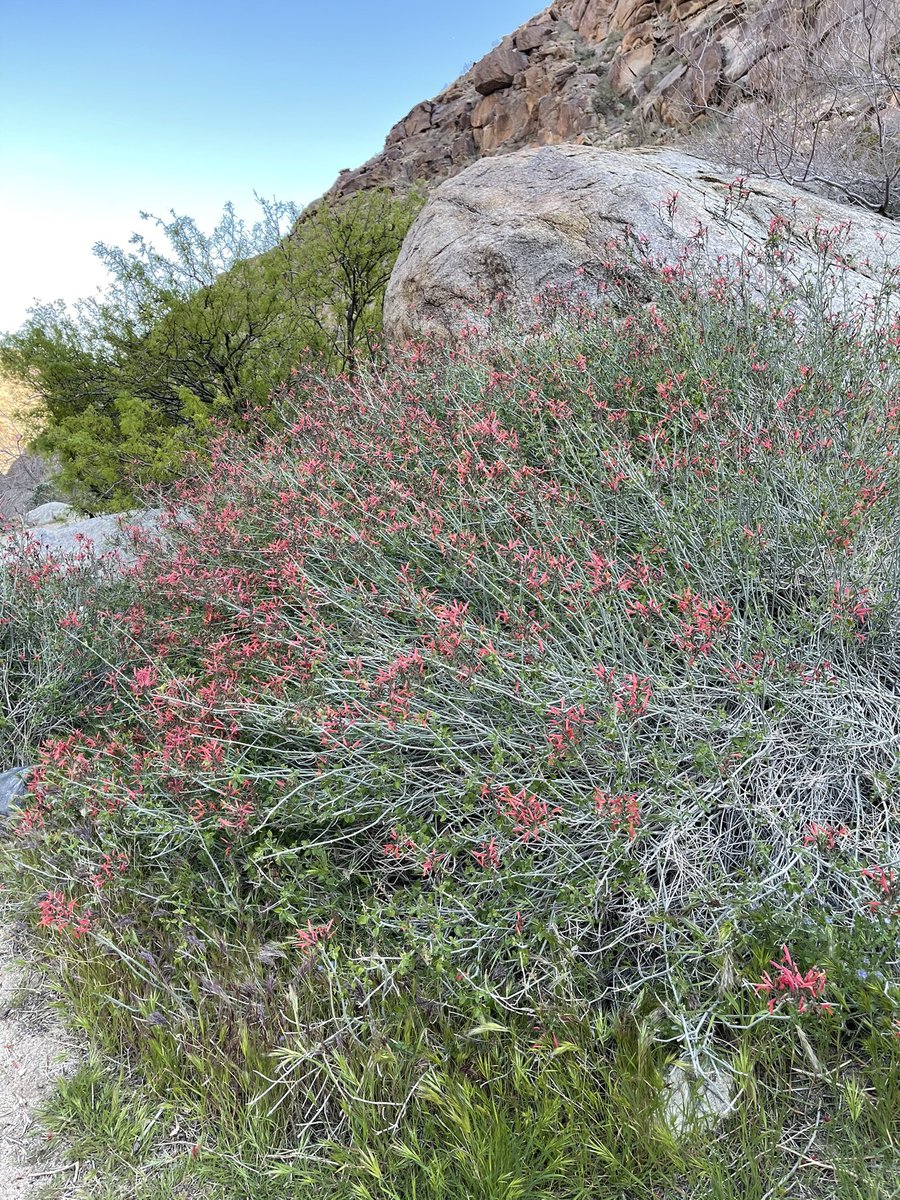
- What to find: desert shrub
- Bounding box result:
[1,210,899,1190]
[0,534,141,767]
[689,0,900,217]
[0,188,424,511]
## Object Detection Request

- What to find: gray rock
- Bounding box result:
[0,452,48,522]
[23,502,76,527]
[0,767,32,817]
[663,1058,735,1137]
[383,145,900,343]
[21,508,162,563]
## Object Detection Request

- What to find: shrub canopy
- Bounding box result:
[1,215,898,1187]
[0,188,424,510]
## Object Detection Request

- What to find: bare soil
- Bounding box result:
[0,928,75,1197]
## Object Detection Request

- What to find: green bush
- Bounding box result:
[0,187,424,511]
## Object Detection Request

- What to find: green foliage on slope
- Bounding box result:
[0,187,424,511]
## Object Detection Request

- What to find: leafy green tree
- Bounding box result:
[1,187,425,510]
[279,185,425,373]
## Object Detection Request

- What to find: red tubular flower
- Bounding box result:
[754,946,829,1014]
[296,918,335,955]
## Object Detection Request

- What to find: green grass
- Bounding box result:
[28,1009,899,1199]
[41,1060,170,1167]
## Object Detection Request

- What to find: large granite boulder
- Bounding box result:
[383,144,900,342]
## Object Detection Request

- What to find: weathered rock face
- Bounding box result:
[383,145,900,342]
[0,452,48,523]
[329,1,898,201]
[6,507,162,562]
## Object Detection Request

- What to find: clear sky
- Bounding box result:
[0,0,540,334]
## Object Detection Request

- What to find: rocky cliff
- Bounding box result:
[330,1,899,207]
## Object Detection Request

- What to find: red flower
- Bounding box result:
[296,919,335,956]
[754,946,829,1015]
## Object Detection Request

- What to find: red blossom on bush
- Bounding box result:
[830,582,872,640]
[296,919,335,956]
[803,823,849,851]
[592,664,652,719]
[860,866,899,916]
[38,892,92,937]
[472,838,501,870]
[546,699,589,763]
[754,945,830,1015]
[593,789,641,840]
[89,852,129,890]
[672,588,733,659]
[494,785,560,844]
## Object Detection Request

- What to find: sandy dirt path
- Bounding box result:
[0,929,74,1197]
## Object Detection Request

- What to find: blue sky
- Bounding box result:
[0,0,539,333]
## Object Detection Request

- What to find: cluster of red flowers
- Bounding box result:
[382,829,445,877]
[494,785,560,844]
[472,837,501,870]
[755,945,831,1015]
[830,581,873,641]
[38,892,92,937]
[546,700,588,763]
[803,823,848,851]
[296,918,335,956]
[861,866,899,917]
[672,588,733,660]
[593,789,641,840]
[592,664,652,719]
[89,851,129,891]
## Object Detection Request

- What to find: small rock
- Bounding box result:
[663,1058,734,1136]
[0,768,31,818]
[23,502,76,527]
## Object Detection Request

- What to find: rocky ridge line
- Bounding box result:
[329,0,892,200]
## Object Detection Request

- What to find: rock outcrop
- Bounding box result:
[383,145,900,342]
[329,1,898,202]
[7,507,162,562]
[0,452,48,523]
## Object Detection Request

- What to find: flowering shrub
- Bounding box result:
[1,213,899,1173]
[37,890,91,937]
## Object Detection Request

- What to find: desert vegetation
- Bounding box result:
[0,199,898,1197]
[0,187,423,511]
[691,0,900,218]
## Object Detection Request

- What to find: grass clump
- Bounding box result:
[1,211,899,1196]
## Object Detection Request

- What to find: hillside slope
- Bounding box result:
[330,0,900,216]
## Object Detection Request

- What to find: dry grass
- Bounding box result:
[0,369,37,473]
